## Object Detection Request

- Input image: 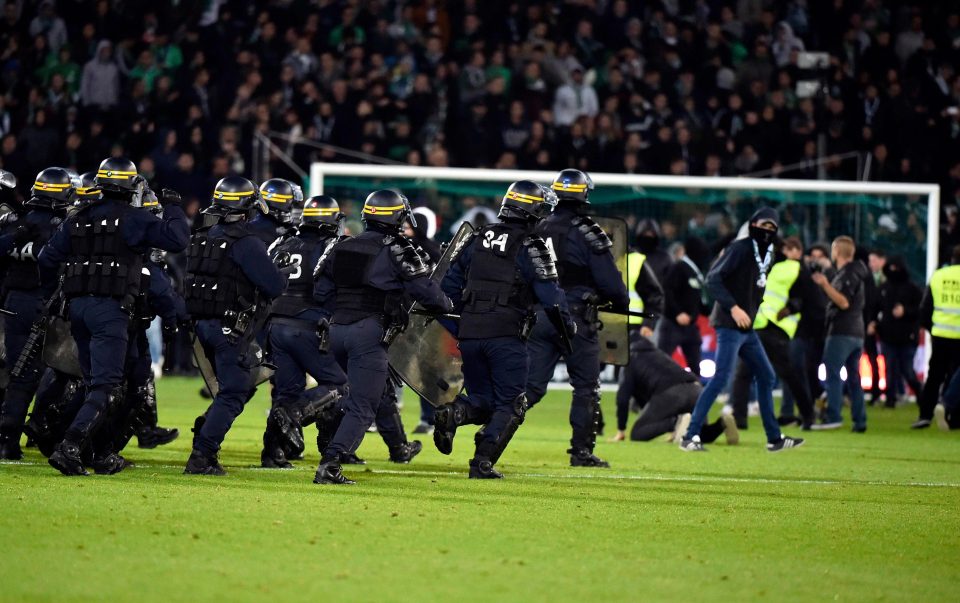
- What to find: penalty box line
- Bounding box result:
[3,459,959,489]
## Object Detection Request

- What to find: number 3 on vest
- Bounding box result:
[482,231,509,253]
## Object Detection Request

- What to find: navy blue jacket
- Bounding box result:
[38,199,190,294]
[272,229,333,323]
[249,213,290,247]
[147,261,186,325]
[1,206,62,292]
[313,230,452,315]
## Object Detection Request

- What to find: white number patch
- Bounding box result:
[288,253,303,279]
[482,231,509,253]
[543,237,559,262]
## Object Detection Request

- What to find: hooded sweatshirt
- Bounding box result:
[876,257,922,345]
[706,208,779,331]
[80,40,120,108]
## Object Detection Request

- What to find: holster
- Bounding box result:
[519,310,537,341]
[317,318,330,352]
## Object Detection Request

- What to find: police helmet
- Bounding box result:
[300,195,344,235]
[95,157,143,196]
[140,188,162,214]
[207,176,266,215]
[550,168,594,203]
[76,172,102,202]
[28,167,76,210]
[259,178,302,225]
[361,189,415,231]
[499,180,556,222]
[0,169,16,190]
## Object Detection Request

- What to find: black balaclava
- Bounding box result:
[635,218,662,253]
[748,207,779,248]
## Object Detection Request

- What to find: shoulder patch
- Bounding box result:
[390,236,429,280]
[576,216,613,254]
[523,235,559,281]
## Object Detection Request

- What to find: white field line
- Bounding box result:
[2,460,958,489]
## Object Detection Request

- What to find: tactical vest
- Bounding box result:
[4,225,43,291]
[754,259,801,338]
[930,264,960,339]
[331,235,390,324]
[537,217,594,290]
[459,224,534,339]
[626,251,646,325]
[62,204,143,302]
[270,233,330,318]
[184,224,257,319]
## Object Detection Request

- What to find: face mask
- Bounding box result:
[637,235,657,253]
[749,224,777,247]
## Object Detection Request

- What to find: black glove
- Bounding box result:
[160,188,182,207]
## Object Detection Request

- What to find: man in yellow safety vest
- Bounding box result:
[914,245,960,429]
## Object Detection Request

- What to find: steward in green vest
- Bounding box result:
[624,250,664,334]
[915,245,960,428]
[730,237,817,429]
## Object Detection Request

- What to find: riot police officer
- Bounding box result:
[526,169,629,468]
[250,178,301,245]
[38,157,189,475]
[0,168,74,460]
[312,189,452,485]
[435,180,574,478]
[183,176,286,475]
[260,195,347,468]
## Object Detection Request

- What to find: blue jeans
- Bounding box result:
[823,335,866,429]
[685,328,782,443]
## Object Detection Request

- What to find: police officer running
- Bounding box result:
[39,157,189,475]
[312,189,452,485]
[434,181,573,478]
[260,195,346,468]
[0,168,74,460]
[526,169,629,468]
[251,178,301,245]
[183,177,285,475]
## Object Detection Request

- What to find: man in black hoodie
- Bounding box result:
[678,208,804,453]
[657,236,709,376]
[633,218,673,282]
[811,236,870,432]
[876,256,923,409]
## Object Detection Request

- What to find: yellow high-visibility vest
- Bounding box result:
[626,251,646,325]
[753,259,801,338]
[930,264,960,339]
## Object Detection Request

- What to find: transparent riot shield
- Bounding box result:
[387,222,475,407]
[593,216,630,366]
[42,316,83,377]
[192,336,273,398]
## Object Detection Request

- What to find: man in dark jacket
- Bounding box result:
[616,338,737,444]
[633,218,673,282]
[678,208,804,453]
[812,236,870,432]
[657,236,709,375]
[876,256,923,408]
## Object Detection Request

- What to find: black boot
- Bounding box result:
[48,441,88,476]
[339,452,366,465]
[137,426,180,449]
[91,452,128,475]
[568,447,610,468]
[434,399,472,455]
[0,433,23,460]
[468,457,503,479]
[184,450,226,475]
[261,431,293,469]
[388,440,422,464]
[313,457,355,485]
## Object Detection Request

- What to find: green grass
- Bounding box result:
[1,377,958,602]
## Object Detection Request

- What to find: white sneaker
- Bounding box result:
[721,414,739,445]
[811,421,843,431]
[672,413,691,444]
[747,402,760,417]
[679,434,706,452]
[934,404,950,432]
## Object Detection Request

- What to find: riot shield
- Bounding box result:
[387,222,474,407]
[593,216,630,366]
[192,335,273,398]
[42,316,83,377]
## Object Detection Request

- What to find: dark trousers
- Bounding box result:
[630,381,701,441]
[918,336,960,420]
[0,290,44,438]
[460,336,528,448]
[268,320,346,408]
[193,319,259,455]
[880,341,922,403]
[781,335,822,417]
[731,327,815,425]
[657,319,702,376]
[63,297,131,445]
[526,308,601,451]
[324,317,389,459]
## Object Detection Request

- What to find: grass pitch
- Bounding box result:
[1,377,957,602]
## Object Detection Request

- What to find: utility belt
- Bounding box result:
[221,300,259,345]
